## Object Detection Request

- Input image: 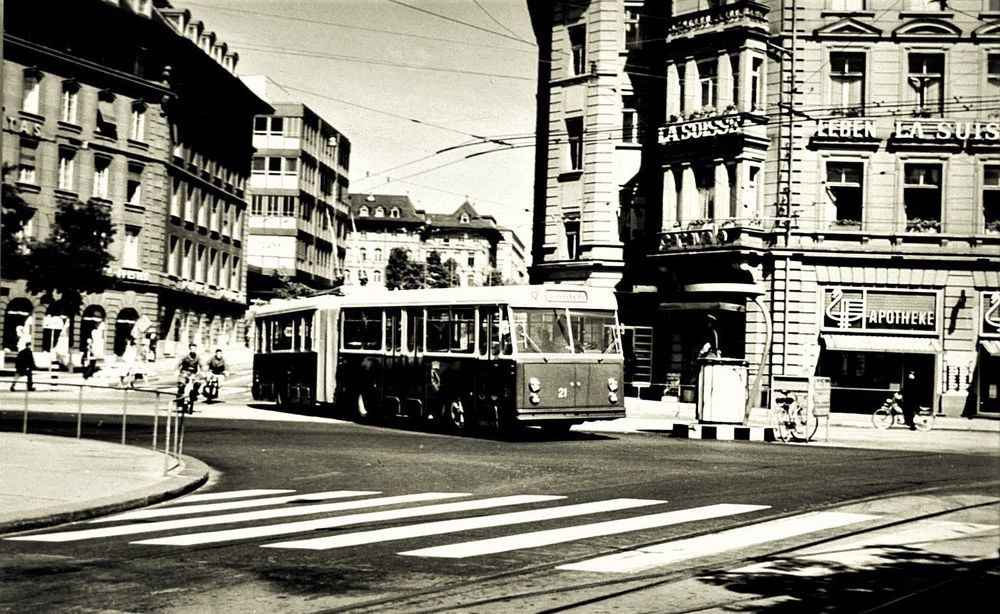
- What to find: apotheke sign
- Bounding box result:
[983,291,1000,336]
[823,288,938,333]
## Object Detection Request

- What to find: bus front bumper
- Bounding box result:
[514,408,626,422]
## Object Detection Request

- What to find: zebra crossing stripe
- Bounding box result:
[92,491,379,522]
[559,511,879,573]
[161,489,296,505]
[6,493,469,543]
[401,503,769,559]
[265,498,667,552]
[135,495,566,547]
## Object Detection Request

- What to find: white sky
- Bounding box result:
[174,0,538,247]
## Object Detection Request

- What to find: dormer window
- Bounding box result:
[460,213,470,224]
[390,207,400,218]
[359,205,369,217]
[375,206,385,218]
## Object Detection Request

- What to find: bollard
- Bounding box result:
[121,387,129,445]
[152,391,160,451]
[22,388,29,434]
[76,384,84,438]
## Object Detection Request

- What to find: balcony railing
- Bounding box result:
[667,0,769,38]
[656,220,770,253]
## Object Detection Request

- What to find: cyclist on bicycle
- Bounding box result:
[176,343,202,409]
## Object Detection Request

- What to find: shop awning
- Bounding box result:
[822,334,942,353]
[981,340,1000,356]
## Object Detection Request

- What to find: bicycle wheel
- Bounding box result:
[872,408,892,430]
[795,410,819,441]
[776,409,795,443]
[914,411,933,432]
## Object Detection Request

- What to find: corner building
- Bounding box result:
[1,0,269,366]
[527,0,1000,417]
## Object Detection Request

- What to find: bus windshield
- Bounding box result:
[512,308,620,355]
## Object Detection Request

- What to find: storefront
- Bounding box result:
[817,287,940,414]
[978,291,1000,415]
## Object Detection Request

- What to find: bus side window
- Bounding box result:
[478,307,489,356]
[343,308,382,350]
[451,308,475,354]
[386,309,402,353]
[427,308,450,352]
[303,315,313,352]
[408,309,424,353]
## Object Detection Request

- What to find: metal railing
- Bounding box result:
[2,378,190,475]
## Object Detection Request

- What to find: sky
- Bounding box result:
[173,0,539,247]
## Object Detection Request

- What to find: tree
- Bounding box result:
[1,165,36,279]
[442,257,461,288]
[26,198,116,330]
[385,247,422,290]
[487,268,505,287]
[273,273,315,299]
[425,250,450,288]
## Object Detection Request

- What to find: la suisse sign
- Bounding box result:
[823,288,938,333]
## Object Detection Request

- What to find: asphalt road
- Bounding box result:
[0,411,997,613]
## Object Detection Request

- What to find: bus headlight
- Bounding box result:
[609,392,618,404]
[607,378,619,392]
[528,377,541,393]
[530,393,541,405]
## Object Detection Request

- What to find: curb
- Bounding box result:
[0,454,211,535]
[670,423,776,442]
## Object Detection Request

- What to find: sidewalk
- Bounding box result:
[0,433,209,534]
[0,395,996,536]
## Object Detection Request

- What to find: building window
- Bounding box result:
[127,165,142,205]
[826,162,863,227]
[93,156,111,200]
[253,117,267,135]
[460,213,470,223]
[988,55,1000,99]
[359,205,369,217]
[267,157,281,176]
[564,218,580,260]
[622,97,638,143]
[360,248,367,261]
[566,117,584,172]
[220,253,229,289]
[270,117,284,135]
[698,57,718,109]
[373,270,382,284]
[375,206,385,218]
[903,163,942,231]
[22,70,42,115]
[990,0,1000,11]
[750,57,764,112]
[58,149,76,192]
[569,24,586,76]
[18,139,38,184]
[390,207,400,218]
[182,239,193,278]
[903,0,946,9]
[168,236,179,276]
[467,251,475,266]
[694,165,715,219]
[830,52,865,116]
[984,165,1000,233]
[252,157,265,174]
[624,6,640,49]
[122,226,140,269]
[96,91,117,139]
[829,0,865,9]
[231,256,241,290]
[908,53,944,117]
[60,80,79,124]
[130,102,146,141]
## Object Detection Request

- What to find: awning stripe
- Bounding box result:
[822,334,942,353]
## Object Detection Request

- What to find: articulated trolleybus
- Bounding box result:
[252,285,625,432]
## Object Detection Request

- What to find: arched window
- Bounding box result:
[3,298,34,351]
[80,304,107,354]
[114,307,140,356]
[359,205,369,217]
[375,206,385,218]
[390,207,400,218]
[460,213,470,223]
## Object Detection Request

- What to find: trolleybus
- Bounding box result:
[251,285,625,432]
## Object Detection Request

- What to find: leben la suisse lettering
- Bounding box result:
[814,119,1000,142]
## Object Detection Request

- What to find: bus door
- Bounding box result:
[477,306,514,426]
[403,308,425,418]
[383,308,406,417]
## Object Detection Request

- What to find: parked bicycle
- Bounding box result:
[872,392,933,431]
[774,389,818,443]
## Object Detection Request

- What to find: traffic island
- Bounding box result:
[671,422,775,442]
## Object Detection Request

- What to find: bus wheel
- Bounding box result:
[448,398,468,432]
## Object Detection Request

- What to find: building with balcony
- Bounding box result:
[344,194,522,288]
[242,77,352,300]
[527,0,1000,417]
[1,0,269,367]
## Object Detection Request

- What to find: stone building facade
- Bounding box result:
[527,0,1000,416]
[1,0,268,367]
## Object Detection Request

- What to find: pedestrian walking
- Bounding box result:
[82,339,98,380]
[10,345,36,392]
[119,338,138,388]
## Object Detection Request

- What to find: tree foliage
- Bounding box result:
[26,198,116,316]
[385,247,423,290]
[487,268,505,287]
[1,166,36,279]
[273,273,315,299]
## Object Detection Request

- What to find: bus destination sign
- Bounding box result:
[545,289,588,304]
